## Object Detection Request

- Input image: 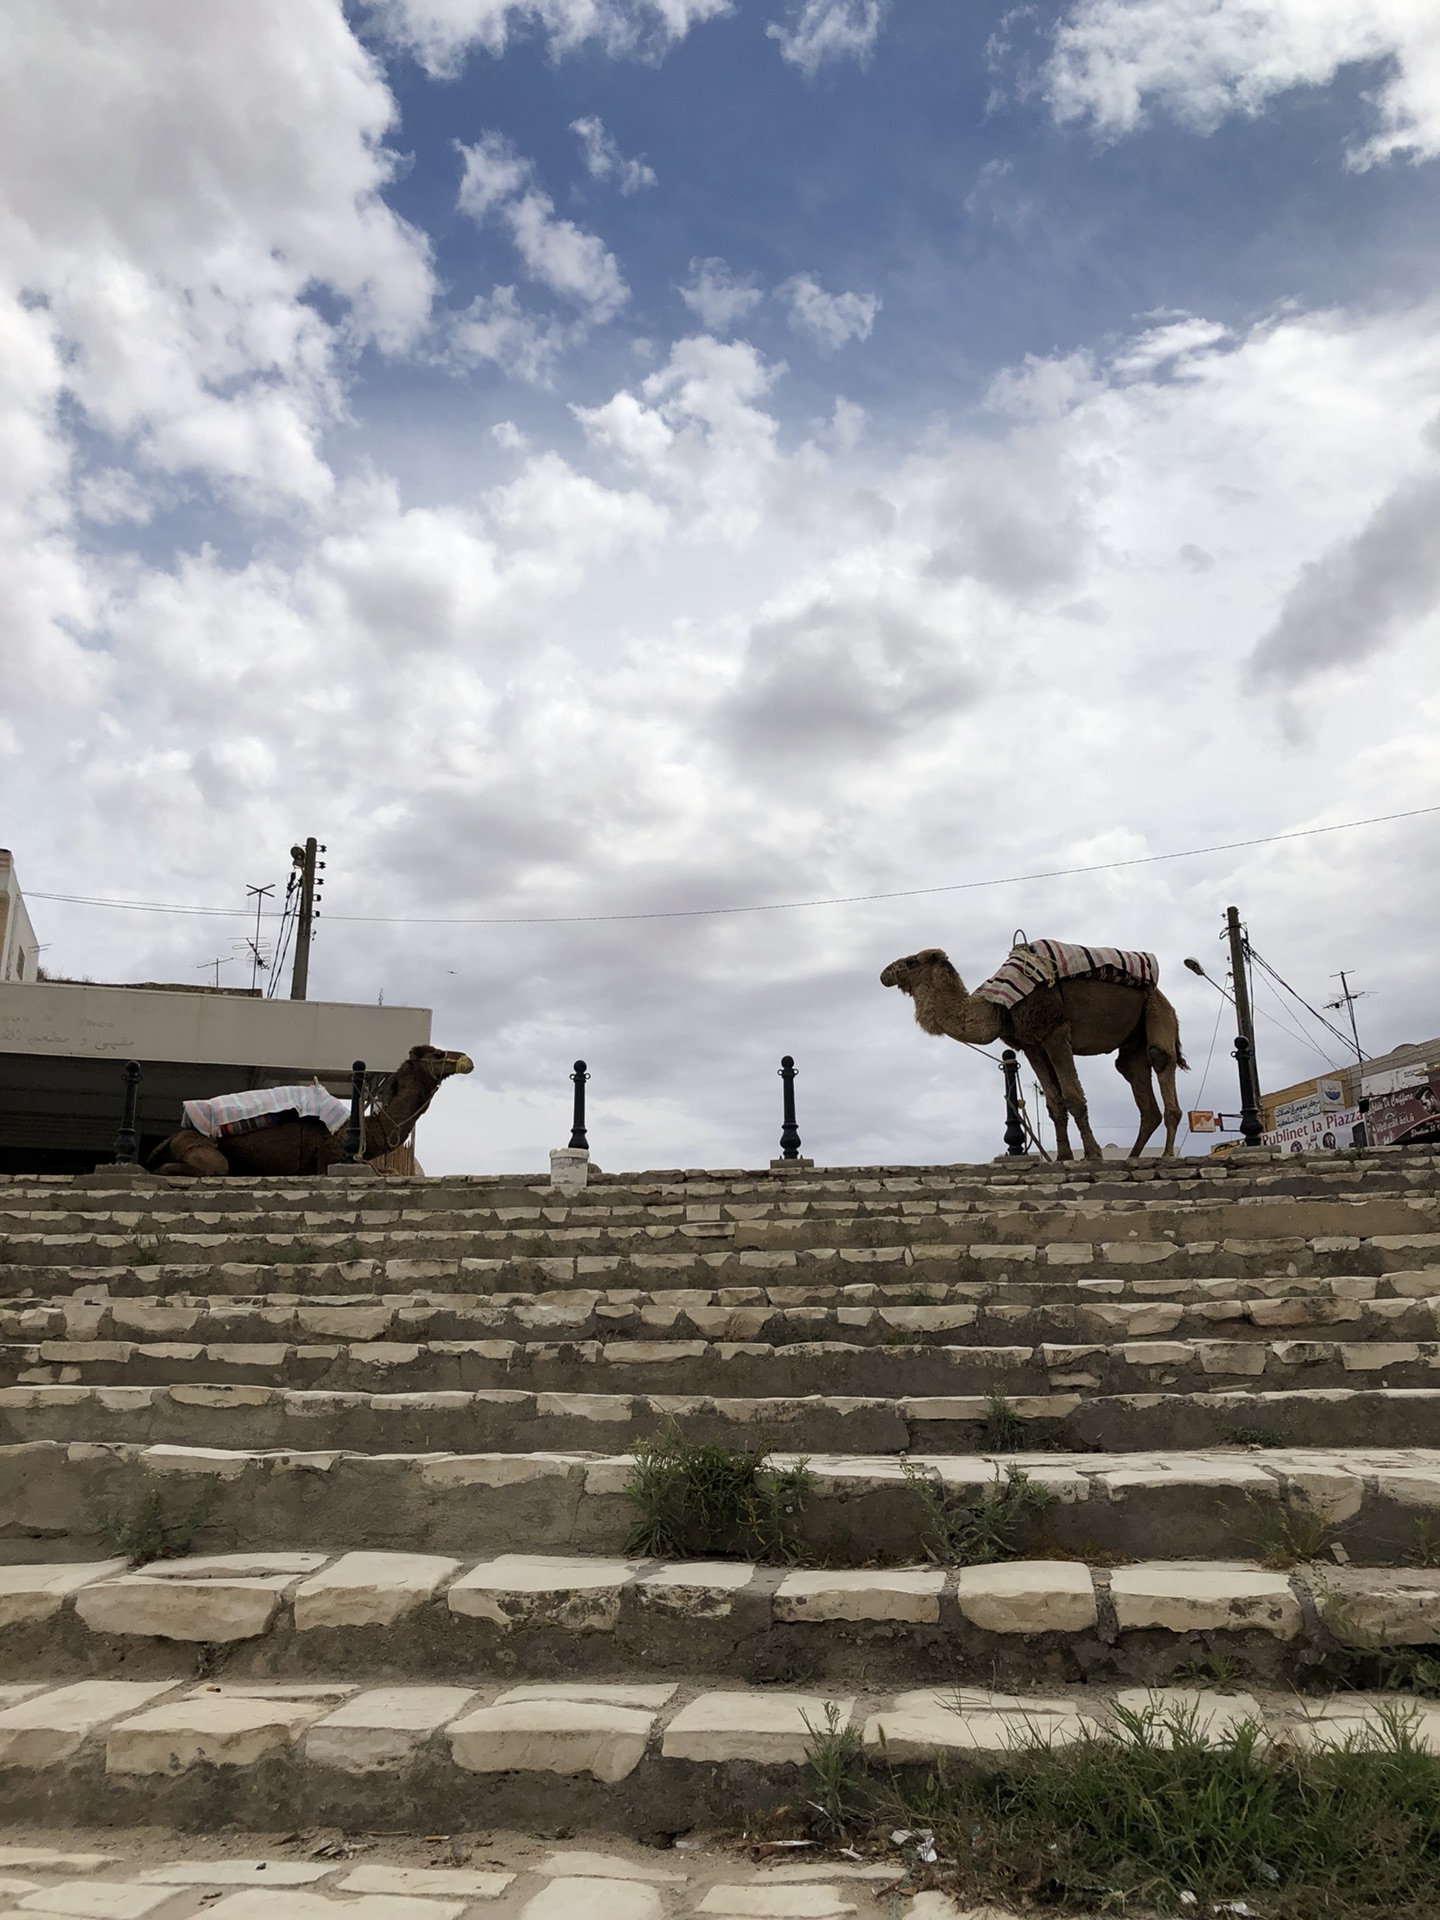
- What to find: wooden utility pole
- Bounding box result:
[1226,905,1263,1145]
[289,838,320,1001]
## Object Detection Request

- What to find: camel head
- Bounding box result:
[879,948,958,996]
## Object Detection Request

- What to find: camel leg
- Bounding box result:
[1039,1030,1104,1161]
[1021,1046,1072,1159]
[1149,1044,1183,1156]
[1116,1042,1161,1158]
[152,1130,229,1177]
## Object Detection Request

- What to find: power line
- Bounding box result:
[21,801,1440,929]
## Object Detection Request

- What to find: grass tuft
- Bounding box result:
[88,1475,221,1566]
[982,1391,1027,1453]
[902,1460,1054,1566]
[870,1703,1440,1915]
[801,1701,865,1841]
[1247,1495,1341,1569]
[623,1427,814,1563]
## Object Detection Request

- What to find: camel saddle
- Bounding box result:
[973,938,1159,1012]
[183,1084,352,1140]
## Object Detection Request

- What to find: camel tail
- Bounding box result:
[1149,1042,1190,1074]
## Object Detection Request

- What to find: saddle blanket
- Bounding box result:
[183,1084,351,1140]
[973,938,1159,1011]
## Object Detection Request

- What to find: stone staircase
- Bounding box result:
[0,1147,1437,1852]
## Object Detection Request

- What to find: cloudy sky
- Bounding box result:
[5,0,1439,1171]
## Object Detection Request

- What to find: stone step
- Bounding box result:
[16,1268,1440,1317]
[7,1381,1440,1456]
[0,1550,1433,1690]
[5,1185,1439,1239]
[7,1332,1440,1399]
[2,1221,1440,1282]
[11,1282,1440,1349]
[5,1443,1439,1565]
[0,1672,1429,1840]
[5,1231,1439,1290]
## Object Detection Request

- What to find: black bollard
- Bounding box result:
[569,1061,590,1151]
[112,1061,142,1164]
[345,1061,366,1162]
[778,1055,800,1161]
[1234,1035,1263,1147]
[1001,1049,1026,1156]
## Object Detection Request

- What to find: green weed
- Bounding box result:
[623,1427,814,1564]
[902,1460,1054,1566]
[801,1701,865,1841]
[1409,1519,1440,1569]
[1171,1651,1247,1690]
[1247,1495,1341,1569]
[1224,1423,1288,1448]
[872,1700,1440,1915]
[88,1476,221,1566]
[982,1391,1027,1453]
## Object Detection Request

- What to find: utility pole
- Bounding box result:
[289,838,326,1001]
[1326,971,1369,1069]
[1226,905,1263,1146]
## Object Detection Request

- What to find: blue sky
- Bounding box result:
[3,0,1439,1168]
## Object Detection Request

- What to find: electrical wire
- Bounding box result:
[1246,944,1363,1058]
[22,802,1440,928]
[1252,970,1341,1071]
[1179,989,1228,1151]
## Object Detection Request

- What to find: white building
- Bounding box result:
[0,853,437,1174]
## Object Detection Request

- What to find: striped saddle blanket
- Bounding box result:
[183,1084,351,1141]
[973,939,1159,1011]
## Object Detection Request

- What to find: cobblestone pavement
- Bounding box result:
[0,1828,1012,1918]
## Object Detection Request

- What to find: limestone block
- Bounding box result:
[1286,1696,1440,1753]
[296,1306,393,1340]
[0,1850,113,1873]
[446,1554,637,1631]
[105,1690,333,1773]
[203,1895,463,1920]
[636,1562,755,1617]
[662,1692,855,1765]
[954,1562,1097,1634]
[496,1683,676,1708]
[0,1682,176,1767]
[698,1891,858,1916]
[0,1561,127,1627]
[340,1866,515,1897]
[138,1862,331,1885]
[864,1688,1092,1760]
[76,1555,322,1643]
[539,1851,686,1882]
[15,1887,175,1917]
[449,1699,655,1781]
[1283,1468,1363,1524]
[773,1568,944,1624]
[1101,1242,1175,1265]
[294,1552,459,1630]
[521,1882,663,1920]
[1110,1563,1301,1638]
[417,1453,580,1490]
[1310,1568,1440,1644]
[306,1686,477,1773]
[1045,1244,1094,1265]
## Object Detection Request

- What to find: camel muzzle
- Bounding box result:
[451,1054,474,1075]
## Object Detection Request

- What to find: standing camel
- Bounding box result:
[147,1045,473,1176]
[880,948,1187,1160]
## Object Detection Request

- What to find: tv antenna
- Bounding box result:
[196,955,232,989]
[244,883,275,993]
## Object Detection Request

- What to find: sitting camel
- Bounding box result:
[148,1045,473,1176]
[880,948,1186,1160]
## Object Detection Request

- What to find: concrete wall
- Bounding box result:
[0,980,430,1073]
[0,853,38,984]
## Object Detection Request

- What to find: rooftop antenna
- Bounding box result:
[1325,970,1371,1068]
[196,955,232,989]
[244,883,275,994]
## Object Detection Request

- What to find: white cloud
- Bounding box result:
[767,0,885,74]
[571,115,657,192]
[678,257,764,332]
[778,273,880,349]
[457,135,629,322]
[370,0,730,74]
[1046,0,1440,167]
[0,0,434,513]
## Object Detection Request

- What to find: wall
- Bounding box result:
[0,981,430,1072]
[0,853,38,984]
